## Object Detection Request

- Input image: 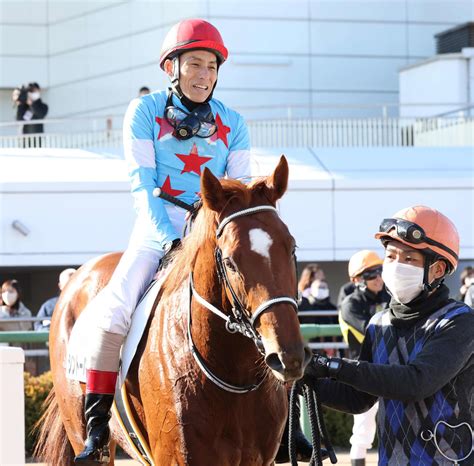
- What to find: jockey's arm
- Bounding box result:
[123,98,179,249]
[225,113,251,183]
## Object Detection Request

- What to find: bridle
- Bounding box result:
[187,205,299,394]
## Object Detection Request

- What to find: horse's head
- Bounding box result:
[200,156,311,382]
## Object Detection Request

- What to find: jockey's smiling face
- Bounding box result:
[165,50,218,103]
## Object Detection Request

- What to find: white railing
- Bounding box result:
[413,117,474,146]
[0,130,122,149]
[0,116,472,149]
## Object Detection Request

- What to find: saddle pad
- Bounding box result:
[66,278,163,385]
[119,278,163,387]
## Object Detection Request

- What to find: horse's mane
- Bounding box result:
[162,177,268,297]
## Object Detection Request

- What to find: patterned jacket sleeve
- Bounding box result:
[226,113,251,182]
[337,311,474,402]
[123,98,179,248]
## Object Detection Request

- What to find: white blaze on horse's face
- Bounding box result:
[249,228,273,262]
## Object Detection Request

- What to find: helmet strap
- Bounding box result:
[170,56,184,100]
[422,253,445,293]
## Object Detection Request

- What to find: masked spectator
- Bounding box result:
[458,265,474,302]
[12,82,48,136]
[0,279,32,331]
[298,263,326,298]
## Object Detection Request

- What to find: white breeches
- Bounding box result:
[84,208,186,372]
[350,402,378,459]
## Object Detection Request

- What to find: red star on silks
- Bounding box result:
[209,113,231,147]
[176,143,212,176]
[160,175,185,197]
[155,116,174,140]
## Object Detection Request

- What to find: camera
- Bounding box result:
[12,82,40,105]
[12,85,30,104]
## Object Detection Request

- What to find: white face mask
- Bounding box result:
[28,91,40,101]
[310,282,330,300]
[2,291,18,306]
[382,261,425,304]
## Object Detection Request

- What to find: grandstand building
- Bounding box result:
[0,1,473,310]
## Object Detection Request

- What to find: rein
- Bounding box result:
[188,205,298,394]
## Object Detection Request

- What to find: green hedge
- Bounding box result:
[24,372,354,456]
[24,371,53,456]
[322,407,352,448]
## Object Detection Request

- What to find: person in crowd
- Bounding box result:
[339,250,389,358]
[298,277,339,355]
[458,265,474,302]
[0,279,32,331]
[298,263,325,298]
[339,250,389,465]
[304,205,474,466]
[464,277,474,307]
[35,268,76,331]
[12,82,48,135]
[299,278,335,314]
[74,19,251,463]
[138,86,151,97]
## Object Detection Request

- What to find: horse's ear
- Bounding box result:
[201,167,226,212]
[264,155,289,203]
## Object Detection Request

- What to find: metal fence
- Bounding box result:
[0,313,345,350]
[1,116,472,149]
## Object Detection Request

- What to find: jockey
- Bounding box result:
[75,19,251,464]
[304,206,474,465]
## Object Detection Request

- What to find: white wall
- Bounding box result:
[399,54,470,118]
[0,1,48,88]
[1,0,474,124]
[1,146,472,267]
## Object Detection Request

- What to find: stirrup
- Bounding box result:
[74,444,110,465]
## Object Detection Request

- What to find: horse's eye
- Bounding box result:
[223,258,237,272]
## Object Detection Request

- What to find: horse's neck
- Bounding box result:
[191,256,264,384]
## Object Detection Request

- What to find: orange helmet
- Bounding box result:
[159,19,228,69]
[348,250,383,279]
[375,205,459,274]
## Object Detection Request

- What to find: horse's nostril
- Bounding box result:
[265,352,284,373]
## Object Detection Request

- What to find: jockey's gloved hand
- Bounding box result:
[304,353,343,380]
[160,238,181,270]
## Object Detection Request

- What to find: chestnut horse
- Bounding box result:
[36,156,311,465]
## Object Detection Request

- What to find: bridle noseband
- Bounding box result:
[187,205,299,394]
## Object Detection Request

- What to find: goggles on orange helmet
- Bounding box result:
[379,218,458,261]
[164,91,217,140]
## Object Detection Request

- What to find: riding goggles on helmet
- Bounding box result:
[379,218,459,260]
[361,266,382,281]
[165,93,217,140]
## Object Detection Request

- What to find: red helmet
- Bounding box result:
[159,19,228,70]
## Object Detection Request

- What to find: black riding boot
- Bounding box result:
[74,393,114,465]
[275,398,328,463]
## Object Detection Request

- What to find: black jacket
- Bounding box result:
[339,285,390,356]
[16,99,48,134]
